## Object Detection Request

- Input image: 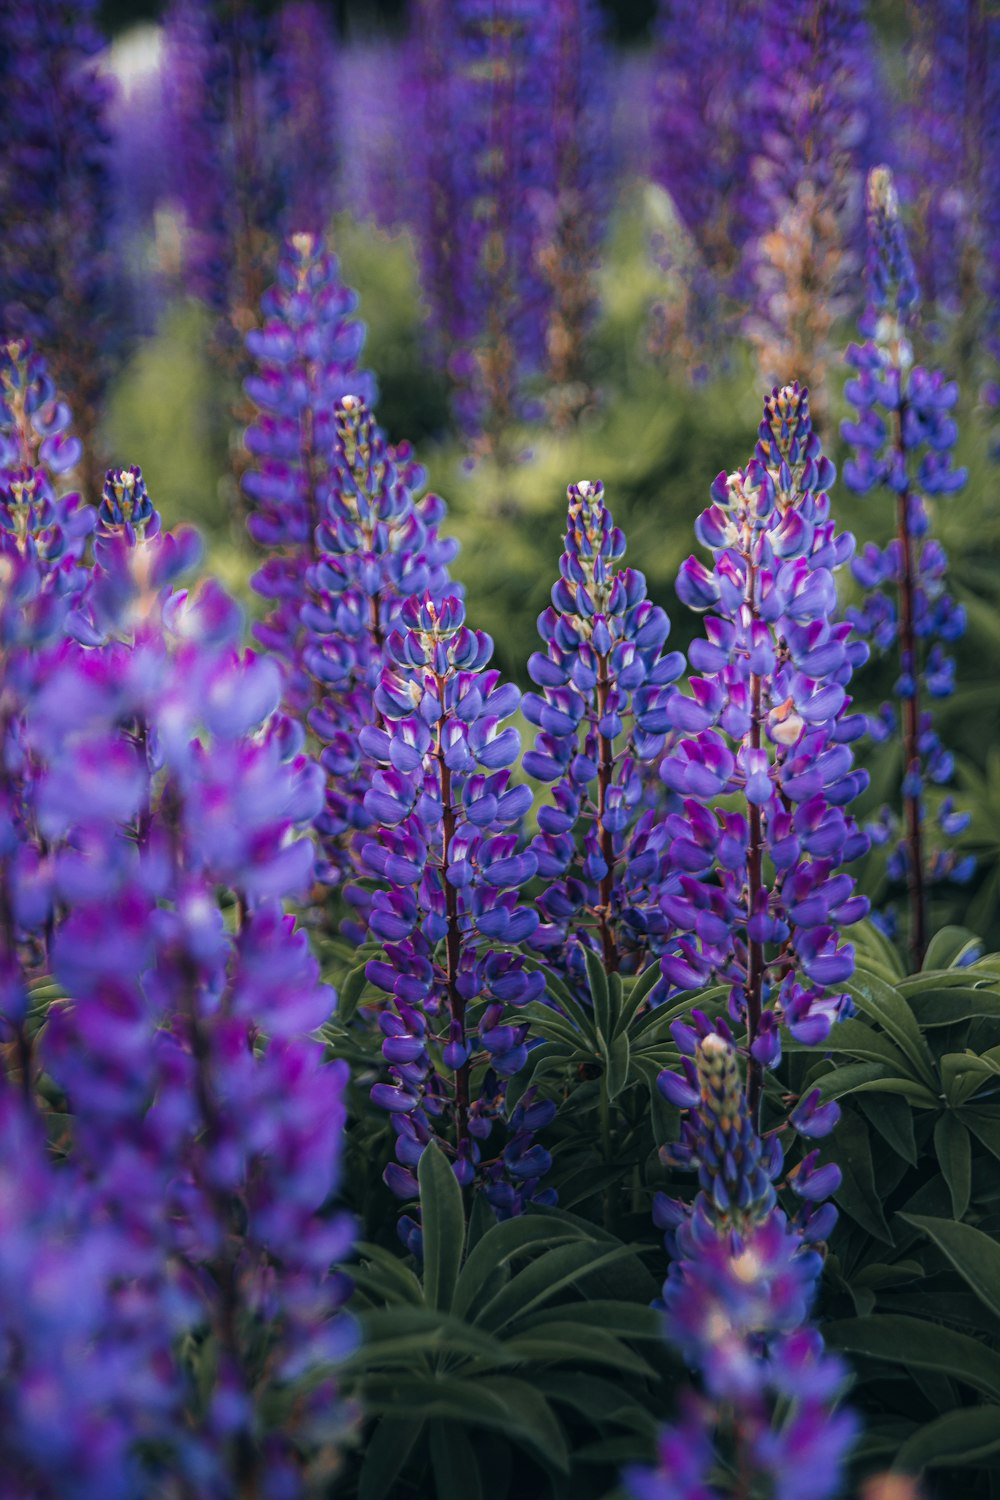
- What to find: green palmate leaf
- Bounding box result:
[533,1371,655,1430]
[419,1142,465,1312]
[477,1239,643,1335]
[519,956,593,1034]
[960,1110,1000,1164]
[603,1030,631,1101]
[429,1419,485,1500]
[824,1315,1000,1401]
[906,988,1000,1027]
[584,946,613,1042]
[899,1214,1000,1322]
[335,962,370,1026]
[941,1052,997,1107]
[851,920,907,982]
[833,1110,894,1243]
[857,1093,918,1167]
[357,1416,424,1500]
[552,1163,636,1213]
[849,970,939,1090]
[503,1322,655,1375]
[614,960,664,1036]
[809,1060,890,1100]
[923,927,985,973]
[351,1307,512,1367]
[350,1242,425,1306]
[935,1115,973,1220]
[523,1300,663,1340]
[453,1218,583,1321]
[518,1001,591,1052]
[894,1407,1000,1472]
[811,1015,923,1079]
[471,1378,571,1475]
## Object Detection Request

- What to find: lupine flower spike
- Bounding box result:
[523,479,684,978]
[842,166,969,964]
[628,1034,857,1500]
[663,384,870,1123]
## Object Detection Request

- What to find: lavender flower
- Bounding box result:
[842,166,969,964]
[0,0,114,491]
[523,479,684,976]
[274,2,338,237]
[627,1034,856,1500]
[662,384,870,1122]
[359,591,551,1232]
[746,0,880,422]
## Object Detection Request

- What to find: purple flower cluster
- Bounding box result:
[663,384,869,1119]
[0,0,114,486]
[523,479,684,976]
[627,1033,856,1500]
[746,0,880,417]
[0,472,355,1491]
[408,0,608,452]
[360,592,554,1236]
[842,166,970,962]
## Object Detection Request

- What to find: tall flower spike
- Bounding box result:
[523,479,684,977]
[408,0,555,460]
[359,591,551,1235]
[746,0,881,424]
[0,0,114,496]
[662,384,870,1124]
[842,166,969,965]
[243,232,376,718]
[305,392,458,901]
[274,2,339,237]
[630,1034,856,1500]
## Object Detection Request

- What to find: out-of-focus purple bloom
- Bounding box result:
[661,384,868,1119]
[274,2,338,236]
[629,1034,856,1500]
[746,0,882,419]
[524,479,683,977]
[0,0,115,492]
[842,167,970,963]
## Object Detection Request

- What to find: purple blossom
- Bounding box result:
[360,591,551,1230]
[661,384,869,1120]
[842,167,969,964]
[523,479,684,976]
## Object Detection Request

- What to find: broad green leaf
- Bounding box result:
[941,1051,996,1106]
[584,946,613,1043]
[503,1322,654,1375]
[849,970,938,1090]
[519,1299,663,1340]
[519,956,593,1035]
[477,1240,643,1334]
[807,1060,890,1100]
[906,988,1000,1027]
[934,1115,972,1220]
[453,1218,583,1320]
[833,1110,894,1243]
[923,927,984,973]
[812,1016,922,1078]
[358,1416,424,1500]
[899,1213,1000,1321]
[616,960,666,1035]
[857,1093,918,1167]
[471,1377,570,1474]
[335,962,370,1026]
[604,1030,631,1101]
[533,1371,654,1429]
[350,1242,425,1306]
[824,1315,1000,1401]
[894,1406,1000,1472]
[552,1162,635,1212]
[851,919,907,982]
[429,1419,484,1500]
[959,1110,1000,1164]
[350,1307,512,1367]
[848,1077,940,1106]
[419,1141,465,1312]
[518,1001,591,1053]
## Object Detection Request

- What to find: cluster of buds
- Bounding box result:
[523,479,684,976]
[662,385,870,1120]
[842,166,970,962]
[628,1034,855,1500]
[360,592,553,1239]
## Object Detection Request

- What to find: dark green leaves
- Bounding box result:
[418,1141,465,1311]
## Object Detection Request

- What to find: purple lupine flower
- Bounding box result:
[23,519,355,1487]
[842,166,969,965]
[0,340,94,573]
[649,0,764,376]
[746,0,881,423]
[408,0,555,458]
[627,1034,856,1500]
[0,0,115,496]
[897,1,1000,338]
[243,232,376,717]
[534,0,612,426]
[523,479,684,977]
[360,590,551,1231]
[661,384,870,1123]
[305,393,458,901]
[274,2,338,237]
[338,41,414,233]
